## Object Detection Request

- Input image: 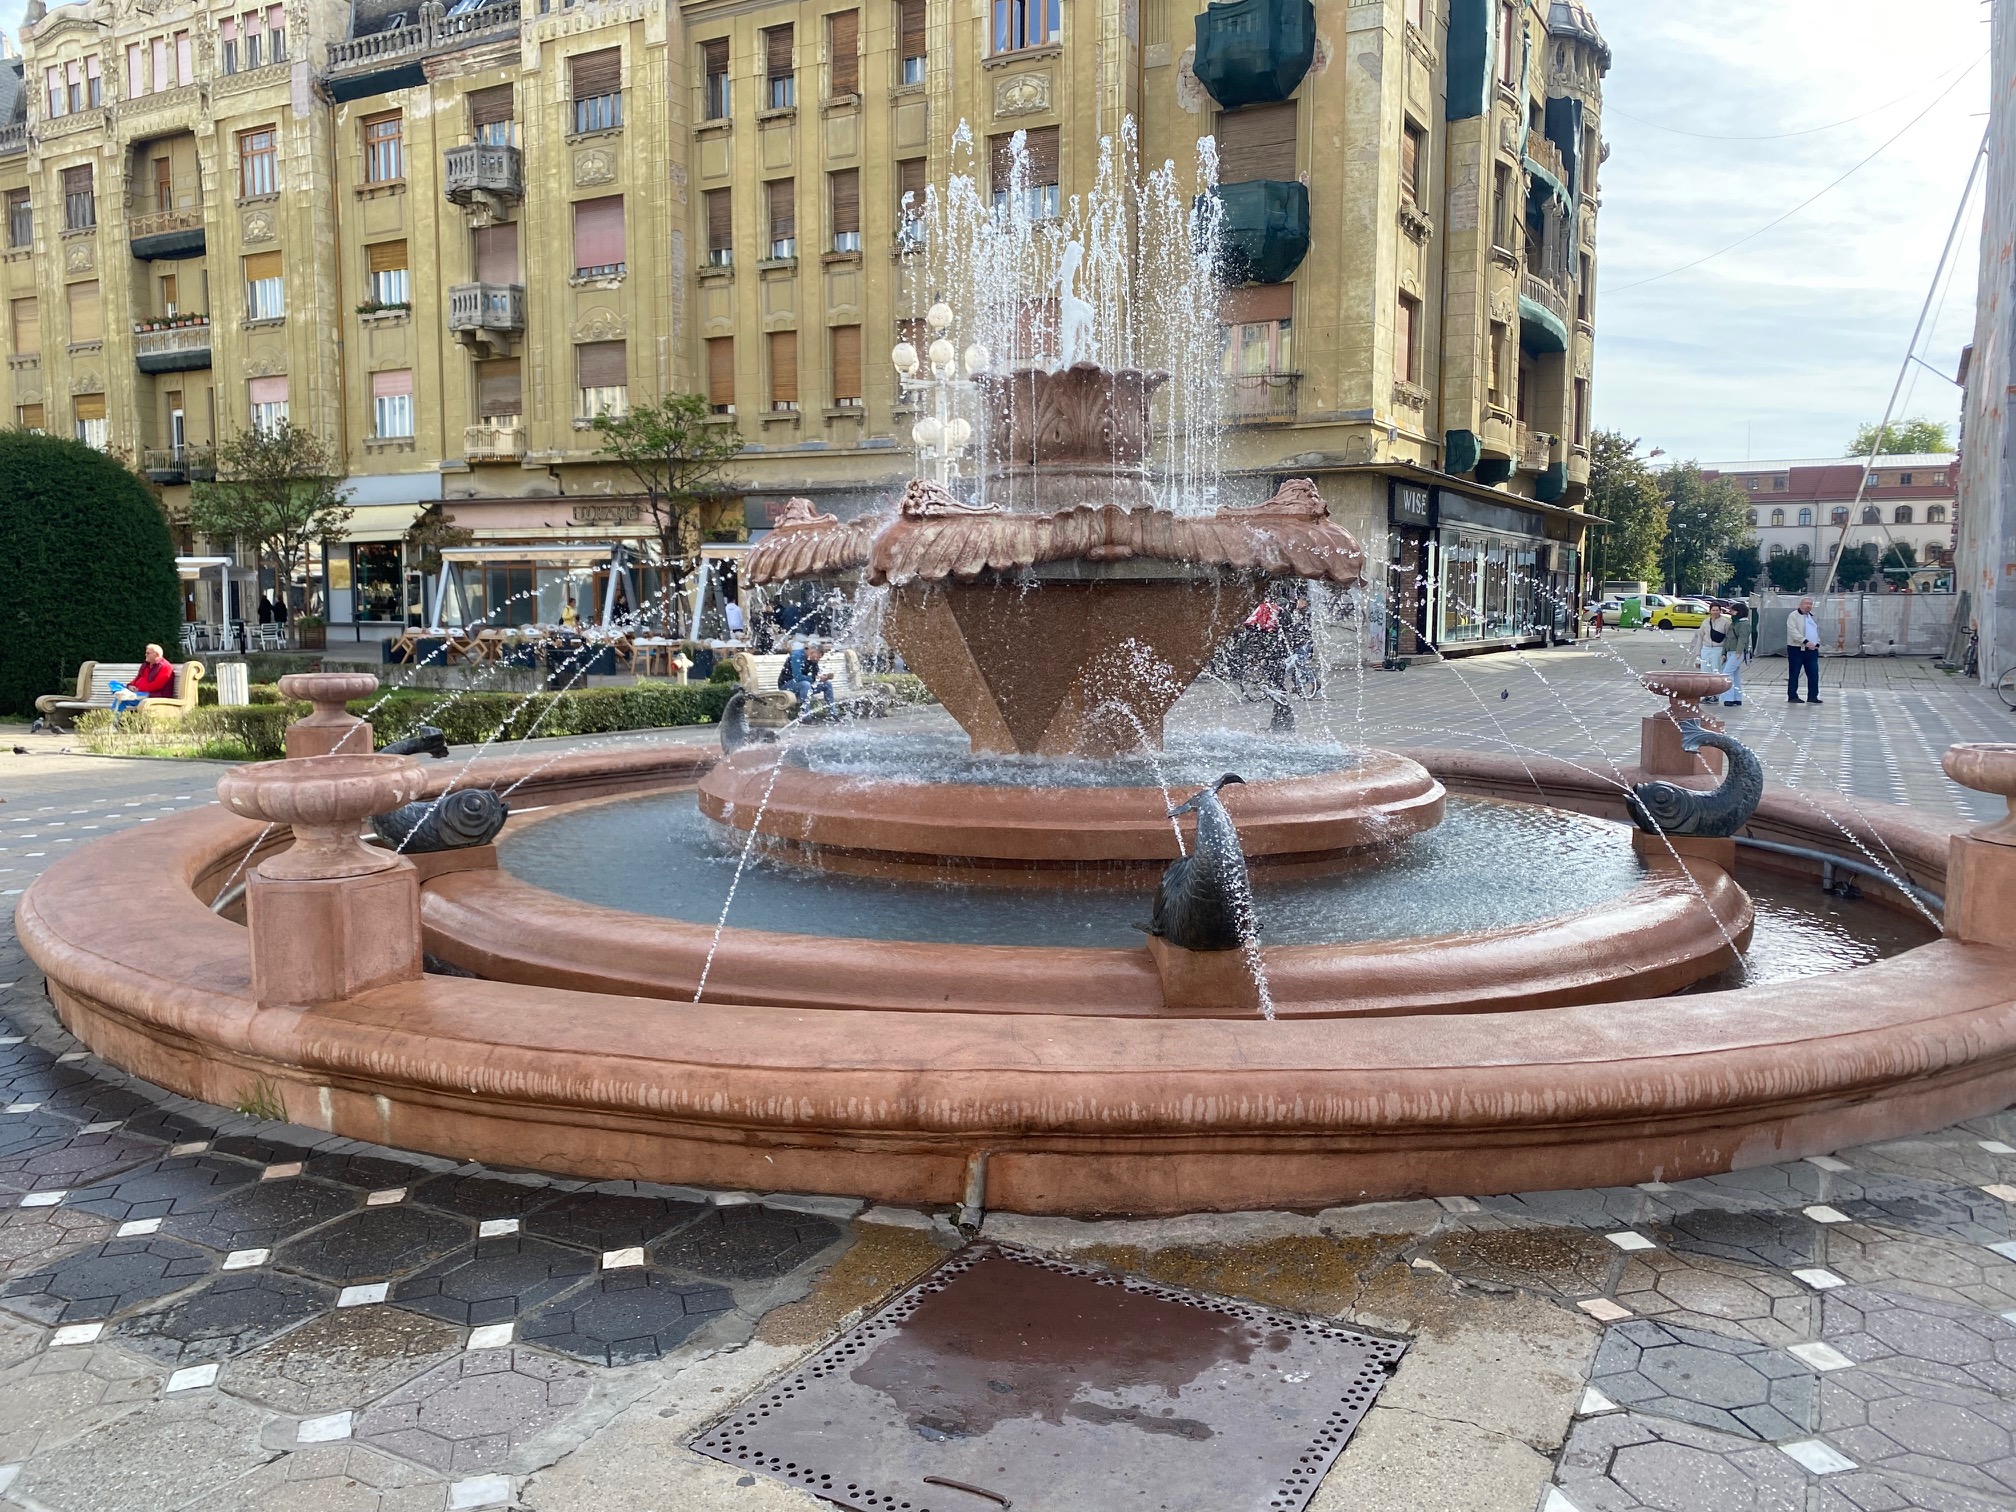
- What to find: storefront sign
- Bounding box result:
[570,503,643,526]
[1389,481,1434,529]
[1435,488,1546,539]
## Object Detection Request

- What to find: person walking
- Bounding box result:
[1689,606,1732,704]
[1786,597,1822,704]
[1721,603,1752,705]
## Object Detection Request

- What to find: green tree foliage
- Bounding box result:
[592,394,745,627]
[1846,417,1951,456]
[1766,548,1813,594]
[0,430,182,716]
[1879,540,1920,579]
[405,505,475,576]
[1659,462,1754,595]
[1720,541,1762,595]
[1586,431,1667,585]
[187,422,351,613]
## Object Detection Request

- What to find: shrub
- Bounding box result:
[709,661,742,684]
[870,672,936,705]
[0,432,182,716]
[75,704,295,761]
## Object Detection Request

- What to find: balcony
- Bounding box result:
[1516,423,1554,473]
[443,143,523,211]
[129,207,205,261]
[142,445,211,484]
[1224,372,1299,422]
[1518,274,1569,355]
[1191,0,1315,108]
[1526,134,1569,189]
[0,124,25,157]
[1521,271,1569,326]
[447,282,525,355]
[133,319,213,374]
[464,422,524,462]
[325,0,521,101]
[1212,179,1310,286]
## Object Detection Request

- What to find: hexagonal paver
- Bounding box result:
[1656,1162,1829,1213]
[10,1386,278,1512]
[1419,1224,1622,1299]
[651,1204,842,1282]
[206,1133,320,1168]
[0,1345,163,1464]
[64,1154,260,1222]
[521,1191,706,1252]
[0,1129,164,1196]
[0,1110,93,1160]
[111,1269,335,1364]
[519,1268,734,1366]
[1472,1187,1650,1230]
[1836,1139,2006,1190]
[1813,1469,2016,1510]
[115,1106,214,1147]
[1819,1368,2016,1499]
[1614,1249,1819,1348]
[354,1346,593,1474]
[160,1174,359,1252]
[1822,1227,2016,1311]
[1648,1206,1821,1269]
[1591,1317,1818,1441]
[204,1441,443,1512]
[224,1305,463,1415]
[41,1083,158,1126]
[0,1236,215,1323]
[303,1152,436,1192]
[1553,1410,1815,1511]
[1821,1285,2016,1398]
[1828,1177,2013,1245]
[392,1234,596,1327]
[0,1204,115,1279]
[276,1205,471,1284]
[410,1173,564,1222]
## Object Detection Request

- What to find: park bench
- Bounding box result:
[728,648,891,729]
[33,660,206,731]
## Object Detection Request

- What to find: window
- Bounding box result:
[73,393,106,450]
[1486,319,1508,405]
[239,127,277,197]
[244,17,262,69]
[991,0,1059,54]
[158,273,178,315]
[704,189,733,266]
[828,10,858,96]
[830,169,860,252]
[363,112,403,184]
[16,404,43,433]
[569,48,622,133]
[244,250,284,320]
[267,6,287,63]
[989,126,1060,220]
[249,374,288,431]
[43,66,61,119]
[1830,506,1848,524]
[177,31,193,83]
[365,240,409,306]
[1396,292,1420,386]
[371,369,414,439]
[768,329,799,410]
[1770,508,1785,526]
[1498,0,1519,86]
[767,179,796,258]
[153,38,168,92]
[1491,160,1514,249]
[831,324,863,405]
[1772,475,1786,490]
[706,336,735,413]
[66,280,101,345]
[898,0,926,83]
[897,157,926,244]
[765,26,795,108]
[61,165,94,231]
[1215,103,1295,184]
[1572,377,1588,444]
[1899,471,1914,485]
[220,18,238,73]
[1797,507,1812,526]
[1861,504,1880,524]
[1400,118,1425,203]
[9,297,37,356]
[1929,504,1948,523]
[1219,285,1293,416]
[84,57,102,109]
[475,358,522,424]
[152,156,173,212]
[701,38,731,118]
[1577,253,1592,321]
[1746,510,1758,527]
[6,190,28,249]
[126,44,143,99]
[1894,505,1914,525]
[576,339,628,418]
[571,196,625,277]
[474,222,519,284]
[1746,477,1760,490]
[468,85,516,146]
[1405,0,1425,27]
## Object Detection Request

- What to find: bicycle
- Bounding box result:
[2000,667,2016,712]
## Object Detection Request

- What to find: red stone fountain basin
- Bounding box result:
[694,746,1446,884]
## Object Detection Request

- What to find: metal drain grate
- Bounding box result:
[693,1242,1407,1512]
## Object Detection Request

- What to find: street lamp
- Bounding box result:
[894,302,988,488]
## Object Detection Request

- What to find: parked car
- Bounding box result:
[1649,597,1709,630]
[1593,598,1625,626]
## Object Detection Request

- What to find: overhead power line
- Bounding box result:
[1606,57,1979,142]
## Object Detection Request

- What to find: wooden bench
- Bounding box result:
[34,660,206,731]
[729,648,891,728]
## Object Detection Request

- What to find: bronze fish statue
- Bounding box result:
[371,789,508,852]
[1627,722,1764,838]
[381,726,450,760]
[1148,774,1254,953]
[720,689,779,756]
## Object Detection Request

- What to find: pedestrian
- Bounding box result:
[1722,603,1752,705]
[724,597,746,638]
[257,593,276,626]
[780,637,836,713]
[110,643,177,724]
[1786,596,1822,704]
[560,595,580,629]
[1690,606,1732,703]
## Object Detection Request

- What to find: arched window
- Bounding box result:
[1928,504,1948,523]
[1768,544,1785,557]
[1893,505,1913,525]
[1861,505,1881,524]
[1770,508,1785,527]
[1798,507,1813,526]
[1830,506,1848,524]
[1746,510,1758,526]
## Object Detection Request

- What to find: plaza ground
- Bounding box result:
[0,635,2010,1511]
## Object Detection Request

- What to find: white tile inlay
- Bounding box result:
[0,1464,20,1494]
[1793,1268,1847,1291]
[1985,1185,2016,1203]
[467,1323,514,1350]
[365,1188,406,1206]
[478,1218,520,1238]
[297,1411,354,1443]
[1803,1205,1851,1225]
[1576,1298,1633,1322]
[1788,1341,1857,1372]
[166,1363,219,1392]
[54,1051,85,1063]
[1605,1231,1656,1252]
[1981,1140,2016,1155]
[1780,1439,1857,1475]
[336,1283,389,1308]
[222,1248,270,1271]
[79,1121,119,1135]
[1578,1387,1619,1416]
[115,1218,162,1238]
[601,1246,645,1269]
[19,1191,64,1207]
[50,1322,102,1347]
[168,1141,209,1156]
[5,1104,40,1114]
[261,1162,303,1180]
[448,1474,513,1510]
[1804,1155,1851,1172]
[1540,1489,1582,1512]
[1434,1195,1482,1213]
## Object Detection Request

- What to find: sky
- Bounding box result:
[1592,0,1991,466]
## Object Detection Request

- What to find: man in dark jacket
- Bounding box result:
[781,639,836,713]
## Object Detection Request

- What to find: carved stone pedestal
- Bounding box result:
[1145,934,1263,1015]
[278,673,382,759]
[1631,829,1736,873]
[1639,671,1731,779]
[1942,743,2016,949]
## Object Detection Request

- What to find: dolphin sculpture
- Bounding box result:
[1627,722,1764,838]
[371,789,509,852]
[381,726,451,760]
[1148,774,1255,953]
[720,689,780,756]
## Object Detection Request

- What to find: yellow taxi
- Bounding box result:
[1647,596,1710,630]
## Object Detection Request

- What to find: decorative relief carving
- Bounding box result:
[246,348,285,376]
[70,369,102,395]
[572,148,616,187]
[994,72,1050,117]
[63,241,93,274]
[16,387,39,405]
[242,209,275,244]
[1574,347,1592,378]
[573,306,626,341]
[1489,287,1515,323]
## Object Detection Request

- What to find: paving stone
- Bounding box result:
[224,1305,464,1416]
[1818,1369,2016,1500]
[206,1441,448,1512]
[1819,1285,2016,1397]
[1419,1224,1623,1299]
[0,1235,214,1323]
[112,1269,336,1364]
[1822,1226,2016,1310]
[0,1128,163,1195]
[0,1204,115,1278]
[208,1133,322,1168]
[1655,1163,1830,1213]
[116,1106,215,1147]
[1647,1206,1822,1269]
[10,1386,278,1512]
[1590,1318,1818,1441]
[1613,1250,1819,1348]
[0,1345,162,1464]
[1836,1139,2008,1190]
[517,1268,734,1367]
[161,1175,360,1253]
[520,1191,706,1253]
[392,1235,597,1327]
[305,1153,438,1193]
[64,1154,260,1221]
[1812,1470,2016,1510]
[0,1110,92,1160]
[1472,1188,1650,1230]
[354,1347,594,1475]
[277,1206,473,1285]
[1552,1409,1815,1510]
[411,1174,563,1223]
[649,1204,842,1282]
[1827,1178,2015,1245]
[40,1084,157,1126]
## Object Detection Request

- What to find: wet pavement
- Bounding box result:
[0,644,2012,1510]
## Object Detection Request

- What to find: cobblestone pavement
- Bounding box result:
[0,645,2010,1511]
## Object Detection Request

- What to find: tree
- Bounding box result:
[405,505,474,576]
[1846,417,1951,456]
[1878,539,1920,582]
[1659,462,1752,595]
[0,430,183,715]
[1766,548,1812,594]
[1720,540,1762,595]
[187,421,351,614]
[1586,430,1667,586]
[591,394,745,627]
[1831,542,1880,590]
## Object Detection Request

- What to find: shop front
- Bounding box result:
[1427,487,1584,653]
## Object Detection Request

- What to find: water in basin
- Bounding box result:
[774,730,1359,789]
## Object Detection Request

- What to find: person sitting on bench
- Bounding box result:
[110,645,176,722]
[780,638,837,713]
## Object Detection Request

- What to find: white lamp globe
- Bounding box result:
[944,417,973,449]
[891,342,919,376]
[963,343,991,375]
[926,301,955,331]
[927,338,956,369]
[912,417,944,447]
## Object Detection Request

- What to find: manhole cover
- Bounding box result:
[694,1243,1406,1512]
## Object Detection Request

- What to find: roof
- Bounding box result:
[1700,455,1956,471]
[1546,2,1611,67]
[0,58,23,128]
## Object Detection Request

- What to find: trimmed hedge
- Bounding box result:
[0,432,182,717]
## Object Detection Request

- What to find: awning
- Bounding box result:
[343,503,426,543]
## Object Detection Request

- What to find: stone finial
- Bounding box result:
[772,497,839,530]
[278,672,380,758]
[1944,743,2016,847]
[217,754,426,881]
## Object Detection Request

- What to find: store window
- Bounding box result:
[350,543,405,621]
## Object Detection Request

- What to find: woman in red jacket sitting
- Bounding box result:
[110,644,176,721]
